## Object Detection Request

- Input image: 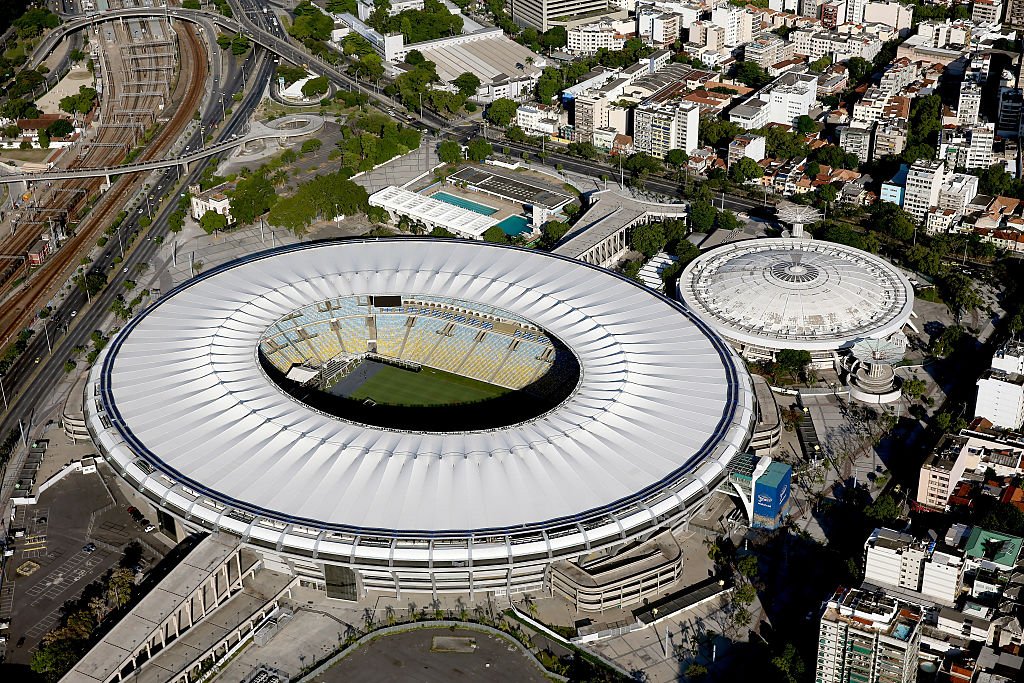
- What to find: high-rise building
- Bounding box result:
[971,0,1003,24]
[903,159,945,221]
[820,0,847,28]
[839,121,874,164]
[873,118,908,158]
[975,370,1024,430]
[710,5,754,47]
[636,5,680,46]
[744,35,793,69]
[998,86,1023,138]
[816,587,922,683]
[958,81,982,125]
[510,0,608,31]
[632,100,700,159]
[1008,0,1024,28]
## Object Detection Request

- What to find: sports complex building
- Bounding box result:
[678,238,916,370]
[86,240,756,601]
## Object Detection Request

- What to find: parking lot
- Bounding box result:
[312,628,549,683]
[1,469,165,665]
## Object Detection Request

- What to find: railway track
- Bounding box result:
[0,17,208,347]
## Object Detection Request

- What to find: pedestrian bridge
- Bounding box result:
[0,115,324,184]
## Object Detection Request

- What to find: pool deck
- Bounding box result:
[426,186,537,237]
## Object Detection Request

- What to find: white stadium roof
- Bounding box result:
[89,240,754,547]
[679,238,915,352]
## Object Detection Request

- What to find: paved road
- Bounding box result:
[0,116,324,183]
[0,15,276,510]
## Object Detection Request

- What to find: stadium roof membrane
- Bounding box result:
[92,240,753,537]
[679,238,914,352]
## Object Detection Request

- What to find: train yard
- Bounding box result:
[0,8,208,349]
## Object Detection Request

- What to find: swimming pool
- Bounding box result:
[431,192,498,216]
[497,215,532,237]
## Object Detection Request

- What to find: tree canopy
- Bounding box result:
[485,98,518,128]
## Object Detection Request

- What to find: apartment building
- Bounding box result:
[873,118,909,158]
[998,86,1023,138]
[938,173,979,214]
[976,370,1024,431]
[516,104,561,135]
[863,528,964,604]
[730,71,819,130]
[566,18,633,55]
[791,28,884,62]
[816,587,922,683]
[939,122,995,170]
[820,0,846,28]
[727,133,767,166]
[903,159,946,221]
[971,0,1003,24]
[744,35,794,69]
[862,0,912,31]
[632,100,700,158]
[710,5,754,47]
[1009,0,1024,28]
[958,81,982,125]
[839,121,874,163]
[636,5,680,46]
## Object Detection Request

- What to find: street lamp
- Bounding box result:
[0,373,7,412]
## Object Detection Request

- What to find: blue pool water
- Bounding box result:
[496,215,532,237]
[431,192,498,216]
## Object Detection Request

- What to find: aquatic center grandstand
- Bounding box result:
[449,166,575,212]
[86,240,755,597]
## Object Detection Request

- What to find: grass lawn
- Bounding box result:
[349,364,508,406]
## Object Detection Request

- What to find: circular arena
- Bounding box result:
[678,238,915,368]
[86,240,754,597]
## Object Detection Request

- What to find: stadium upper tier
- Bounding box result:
[259,295,563,390]
[86,240,755,594]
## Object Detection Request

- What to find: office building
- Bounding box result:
[816,587,922,683]
[509,0,609,31]
[903,159,946,221]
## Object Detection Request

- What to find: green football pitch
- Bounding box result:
[349,364,510,406]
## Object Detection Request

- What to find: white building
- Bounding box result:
[636,6,680,46]
[632,100,700,159]
[368,186,499,239]
[903,159,946,222]
[816,587,922,683]
[566,18,633,55]
[516,104,561,135]
[863,528,964,605]
[791,28,884,62]
[976,370,1024,430]
[730,71,819,129]
[710,5,754,47]
[839,121,874,163]
[959,81,983,125]
[972,0,1004,24]
[862,0,912,31]
[744,35,794,69]
[937,173,980,214]
[189,182,234,224]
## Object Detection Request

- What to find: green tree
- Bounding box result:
[485,97,518,127]
[730,156,763,183]
[482,226,507,243]
[453,72,481,98]
[46,119,73,138]
[630,223,666,258]
[229,172,277,224]
[438,140,463,165]
[301,76,330,98]
[771,644,807,683]
[466,138,492,162]
[902,378,927,399]
[37,130,50,148]
[665,148,689,179]
[808,55,832,73]
[795,114,818,135]
[733,61,771,88]
[699,117,742,149]
[200,210,228,234]
[541,220,570,248]
[865,494,901,525]
[847,56,871,83]
[689,200,717,233]
[301,138,323,154]
[777,349,811,377]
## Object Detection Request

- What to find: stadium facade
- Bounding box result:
[678,239,916,369]
[86,240,755,600]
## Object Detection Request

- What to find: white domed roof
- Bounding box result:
[679,238,914,352]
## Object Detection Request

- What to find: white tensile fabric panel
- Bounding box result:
[102,240,750,532]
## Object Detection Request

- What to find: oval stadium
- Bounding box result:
[678,238,915,369]
[86,239,755,598]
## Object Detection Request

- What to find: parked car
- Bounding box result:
[82,543,96,553]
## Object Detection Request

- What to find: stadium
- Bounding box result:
[86,239,755,599]
[678,239,916,370]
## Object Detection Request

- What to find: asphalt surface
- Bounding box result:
[0,7,276,504]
